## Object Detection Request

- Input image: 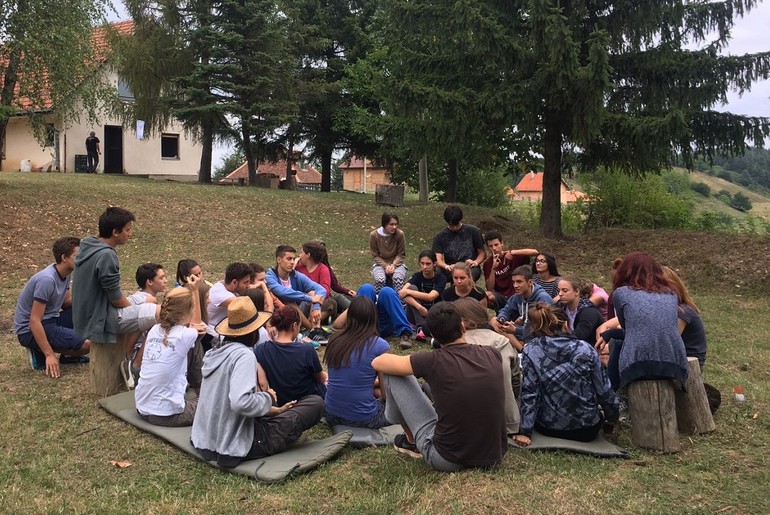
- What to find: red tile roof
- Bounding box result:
[515,171,545,192]
[0,21,133,112]
[220,158,322,185]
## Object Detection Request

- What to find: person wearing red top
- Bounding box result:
[482,230,538,313]
[295,241,338,324]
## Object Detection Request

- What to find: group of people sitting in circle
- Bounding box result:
[14,205,708,471]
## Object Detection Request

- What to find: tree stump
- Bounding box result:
[375,184,404,207]
[675,357,716,434]
[628,380,680,453]
[90,342,125,397]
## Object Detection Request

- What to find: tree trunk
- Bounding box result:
[242,124,258,185]
[198,119,213,183]
[446,157,458,202]
[540,111,564,238]
[90,342,125,397]
[628,380,680,453]
[320,147,332,192]
[0,46,22,171]
[418,153,429,202]
[675,357,716,435]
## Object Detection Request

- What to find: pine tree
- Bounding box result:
[511,0,770,237]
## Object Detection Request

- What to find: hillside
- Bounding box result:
[682,167,770,218]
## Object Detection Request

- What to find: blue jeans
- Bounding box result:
[357,284,412,338]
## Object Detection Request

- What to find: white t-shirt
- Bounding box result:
[128,290,152,305]
[135,324,197,416]
[207,281,235,327]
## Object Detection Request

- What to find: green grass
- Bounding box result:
[1,172,769,514]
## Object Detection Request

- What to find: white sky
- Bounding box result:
[108,1,770,166]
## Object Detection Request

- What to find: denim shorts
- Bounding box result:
[17,317,86,352]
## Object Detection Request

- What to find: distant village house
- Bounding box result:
[508,171,586,204]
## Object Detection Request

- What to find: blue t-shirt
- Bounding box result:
[324,337,390,422]
[254,340,325,406]
[14,264,70,334]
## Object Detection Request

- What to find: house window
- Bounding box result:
[44,124,56,147]
[117,76,134,100]
[161,134,179,159]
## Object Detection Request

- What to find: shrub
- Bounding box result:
[691,182,711,197]
[663,170,690,195]
[583,168,694,230]
[454,166,510,208]
[715,189,733,204]
[691,211,736,232]
[730,192,753,212]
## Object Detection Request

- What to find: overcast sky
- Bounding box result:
[109,1,770,165]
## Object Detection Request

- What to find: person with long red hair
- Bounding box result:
[597,252,688,390]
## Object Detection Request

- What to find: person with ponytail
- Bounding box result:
[513,303,618,446]
[660,266,707,369]
[135,276,205,427]
[323,296,392,429]
[254,305,327,406]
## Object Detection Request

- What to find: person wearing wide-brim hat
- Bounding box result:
[191,297,324,468]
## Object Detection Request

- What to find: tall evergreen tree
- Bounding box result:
[511,0,770,237]
[116,0,230,183]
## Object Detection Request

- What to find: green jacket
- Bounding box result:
[72,236,122,343]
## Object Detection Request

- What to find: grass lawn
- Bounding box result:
[1,172,769,514]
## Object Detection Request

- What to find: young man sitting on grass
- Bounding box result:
[372,302,507,471]
[14,237,91,378]
[191,297,324,468]
[265,245,328,342]
[490,265,554,351]
[206,262,253,328]
[124,263,169,388]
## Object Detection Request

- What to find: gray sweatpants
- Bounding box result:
[382,375,462,472]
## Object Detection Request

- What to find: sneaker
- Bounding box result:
[59,355,90,365]
[393,433,421,458]
[415,327,427,342]
[308,328,329,345]
[399,333,413,350]
[120,357,136,390]
[27,347,45,371]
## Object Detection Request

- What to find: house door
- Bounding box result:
[103,125,123,173]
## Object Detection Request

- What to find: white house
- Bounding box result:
[1,21,202,180]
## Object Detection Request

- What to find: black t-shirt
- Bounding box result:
[432,224,484,265]
[408,271,447,306]
[442,286,486,303]
[85,135,100,154]
[410,344,507,467]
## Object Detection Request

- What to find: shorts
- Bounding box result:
[17,317,87,352]
[118,303,157,334]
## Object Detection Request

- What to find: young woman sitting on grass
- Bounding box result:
[254,305,327,406]
[441,263,488,307]
[135,278,205,427]
[323,296,392,429]
[557,277,604,346]
[532,252,561,301]
[514,303,619,446]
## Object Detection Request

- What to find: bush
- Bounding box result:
[453,166,510,208]
[691,182,711,197]
[583,168,694,229]
[691,211,736,232]
[715,189,733,204]
[730,192,753,212]
[663,170,690,195]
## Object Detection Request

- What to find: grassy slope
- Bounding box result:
[1,173,769,514]
[677,167,770,218]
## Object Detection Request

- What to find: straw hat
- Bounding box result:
[216,297,272,337]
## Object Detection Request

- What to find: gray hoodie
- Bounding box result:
[72,236,122,343]
[191,342,273,465]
